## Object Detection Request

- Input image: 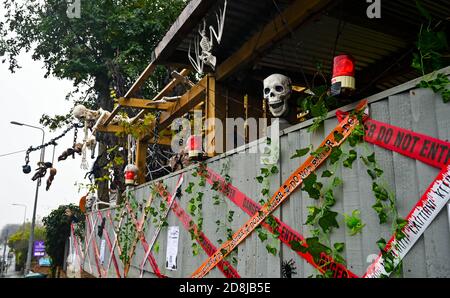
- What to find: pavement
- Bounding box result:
[1,246,22,278]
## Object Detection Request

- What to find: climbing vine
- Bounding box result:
[287,109,408,277]
[187,162,207,256]
[255,138,281,256]
[412,1,450,103]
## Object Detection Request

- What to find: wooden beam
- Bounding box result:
[205,75,226,157]
[215,0,332,81]
[157,75,207,132]
[102,107,121,127]
[131,68,191,124]
[96,125,172,146]
[117,98,173,110]
[135,139,148,185]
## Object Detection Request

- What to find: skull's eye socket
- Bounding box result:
[275,85,284,93]
[264,88,270,95]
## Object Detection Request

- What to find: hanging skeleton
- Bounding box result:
[188,0,227,75]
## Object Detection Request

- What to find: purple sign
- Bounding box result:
[33,241,45,257]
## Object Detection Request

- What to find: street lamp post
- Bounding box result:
[11,121,45,275]
[12,204,27,233]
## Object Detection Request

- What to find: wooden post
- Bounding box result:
[136,139,148,184]
[205,75,226,157]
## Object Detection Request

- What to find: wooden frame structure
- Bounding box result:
[94,0,340,184]
[96,70,220,184]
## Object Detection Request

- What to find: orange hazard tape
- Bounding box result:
[203,167,358,278]
[191,100,368,278]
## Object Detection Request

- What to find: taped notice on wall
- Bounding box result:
[364,164,450,278]
[99,239,106,265]
[166,226,179,271]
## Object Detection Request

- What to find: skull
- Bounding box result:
[263,74,292,117]
[72,105,101,122]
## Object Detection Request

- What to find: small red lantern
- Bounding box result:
[186,135,203,160]
[124,164,139,186]
[331,54,356,97]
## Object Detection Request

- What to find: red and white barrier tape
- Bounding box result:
[124,201,166,278]
[85,213,104,277]
[139,174,184,278]
[336,111,450,170]
[96,211,121,277]
[155,179,241,278]
[364,164,450,277]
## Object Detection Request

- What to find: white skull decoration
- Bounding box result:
[263,74,292,117]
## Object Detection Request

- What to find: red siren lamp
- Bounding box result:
[124,164,139,186]
[331,54,356,97]
[186,135,203,160]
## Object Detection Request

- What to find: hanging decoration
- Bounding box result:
[263,74,292,118]
[188,0,227,75]
[81,119,90,170]
[31,162,53,181]
[46,142,58,191]
[57,122,82,162]
[186,135,203,160]
[124,134,138,186]
[331,54,356,97]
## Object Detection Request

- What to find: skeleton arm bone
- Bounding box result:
[209,0,227,45]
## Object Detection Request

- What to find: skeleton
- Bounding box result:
[188,0,227,75]
[263,74,293,118]
[72,104,133,127]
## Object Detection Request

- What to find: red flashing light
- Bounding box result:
[332,55,355,78]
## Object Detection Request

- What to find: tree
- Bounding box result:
[42,204,84,278]
[0,224,21,243]
[7,223,46,271]
[0,0,188,202]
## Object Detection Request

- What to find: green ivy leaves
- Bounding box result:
[291,237,331,264]
[343,150,357,168]
[318,210,339,233]
[291,147,311,159]
[344,210,366,236]
[418,73,450,103]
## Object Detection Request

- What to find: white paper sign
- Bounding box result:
[99,239,106,265]
[165,226,179,271]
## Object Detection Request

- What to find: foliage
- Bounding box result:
[7,223,46,270]
[343,210,366,236]
[412,1,450,103]
[417,73,450,103]
[0,0,188,129]
[42,204,84,276]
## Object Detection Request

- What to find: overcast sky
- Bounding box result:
[0,50,90,233]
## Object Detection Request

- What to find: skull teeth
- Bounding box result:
[269,102,284,109]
